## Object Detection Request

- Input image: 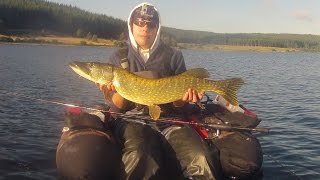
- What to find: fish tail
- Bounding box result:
[208,78,244,106]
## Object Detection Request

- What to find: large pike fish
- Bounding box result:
[70,61,244,120]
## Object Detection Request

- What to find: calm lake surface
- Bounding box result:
[0,44,319,180]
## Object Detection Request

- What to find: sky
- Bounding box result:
[46,0,320,35]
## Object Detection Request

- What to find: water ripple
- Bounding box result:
[0,44,319,179]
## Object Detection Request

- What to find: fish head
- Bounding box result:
[69,61,115,84]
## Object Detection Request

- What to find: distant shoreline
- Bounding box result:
[0,34,115,47]
[178,43,300,52]
[0,34,301,52]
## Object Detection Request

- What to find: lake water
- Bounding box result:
[0,44,319,180]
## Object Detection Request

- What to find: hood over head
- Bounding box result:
[127,2,161,54]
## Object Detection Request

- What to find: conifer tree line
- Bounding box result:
[0,0,126,39]
[164,28,320,51]
[1,0,319,50]
[0,0,178,46]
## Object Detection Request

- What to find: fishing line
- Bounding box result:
[263,153,302,180]
[0,89,103,112]
[256,122,311,179]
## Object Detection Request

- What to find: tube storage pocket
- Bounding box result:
[56,128,122,180]
[211,131,263,179]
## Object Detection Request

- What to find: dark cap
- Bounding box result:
[131,4,159,23]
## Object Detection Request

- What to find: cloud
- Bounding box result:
[263,0,275,8]
[260,0,277,11]
[294,10,312,22]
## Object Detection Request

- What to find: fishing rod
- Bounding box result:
[0,89,270,133]
[112,112,270,133]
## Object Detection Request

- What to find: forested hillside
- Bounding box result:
[1,0,320,51]
[164,27,320,51]
[0,0,126,39]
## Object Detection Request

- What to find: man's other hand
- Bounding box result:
[182,88,204,103]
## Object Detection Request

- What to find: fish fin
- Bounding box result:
[102,88,111,102]
[182,68,210,78]
[213,78,244,106]
[148,105,161,120]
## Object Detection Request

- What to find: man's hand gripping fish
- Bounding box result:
[69,61,244,120]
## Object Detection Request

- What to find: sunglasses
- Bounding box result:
[133,18,158,29]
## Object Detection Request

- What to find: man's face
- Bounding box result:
[132,18,158,50]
